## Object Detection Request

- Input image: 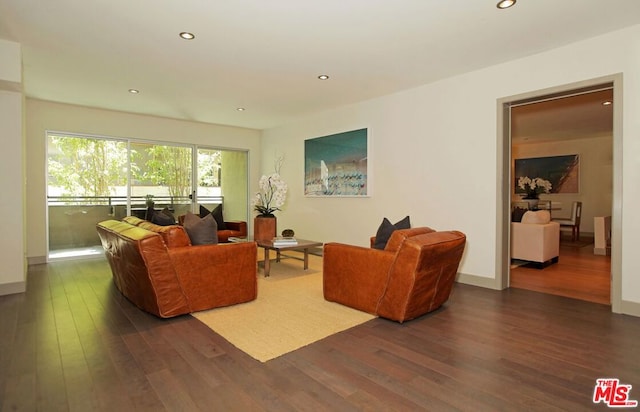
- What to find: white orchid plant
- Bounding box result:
[518,176,552,199]
[252,155,288,217]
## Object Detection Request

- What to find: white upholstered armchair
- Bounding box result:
[511,210,560,268]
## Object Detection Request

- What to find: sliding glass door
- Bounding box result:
[196,148,248,221]
[47,132,248,260]
[129,142,194,219]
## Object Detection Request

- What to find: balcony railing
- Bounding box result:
[47,195,224,206]
[47,195,225,252]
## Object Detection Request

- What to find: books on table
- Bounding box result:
[272,237,298,246]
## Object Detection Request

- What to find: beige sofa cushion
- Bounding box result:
[511,220,560,263]
[521,210,551,224]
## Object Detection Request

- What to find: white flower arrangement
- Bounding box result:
[252,173,288,217]
[518,176,552,199]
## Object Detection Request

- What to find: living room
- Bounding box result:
[2,2,640,409]
[2,1,640,314]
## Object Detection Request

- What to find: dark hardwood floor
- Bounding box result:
[510,236,611,305]
[2,256,638,411]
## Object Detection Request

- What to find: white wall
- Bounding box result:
[262,24,640,312]
[513,135,613,234]
[0,38,21,85]
[25,99,262,261]
[0,39,25,295]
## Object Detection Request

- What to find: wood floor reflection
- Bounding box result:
[3,248,636,411]
[510,235,611,305]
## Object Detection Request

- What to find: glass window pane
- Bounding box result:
[130,142,193,219]
[46,134,248,259]
[197,148,247,222]
[47,134,128,257]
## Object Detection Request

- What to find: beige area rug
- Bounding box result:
[192,253,376,362]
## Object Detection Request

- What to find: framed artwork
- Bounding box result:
[514,154,580,194]
[304,128,369,197]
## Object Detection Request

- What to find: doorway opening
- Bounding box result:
[496,74,622,312]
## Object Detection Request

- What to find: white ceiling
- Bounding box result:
[1,0,639,131]
[511,88,614,144]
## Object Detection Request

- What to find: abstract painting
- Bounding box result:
[514,154,580,194]
[304,128,368,197]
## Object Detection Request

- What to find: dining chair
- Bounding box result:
[552,201,582,241]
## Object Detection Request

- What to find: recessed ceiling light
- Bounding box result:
[128,89,140,94]
[318,74,330,80]
[179,32,195,40]
[236,107,245,111]
[602,101,613,106]
[496,0,516,9]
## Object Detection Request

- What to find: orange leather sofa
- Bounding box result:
[216,221,248,243]
[323,227,466,322]
[96,217,257,318]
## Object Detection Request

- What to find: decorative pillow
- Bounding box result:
[183,212,218,245]
[148,207,175,226]
[145,206,155,222]
[211,204,227,231]
[161,207,175,222]
[373,216,411,250]
[521,210,551,224]
[199,204,210,218]
[199,204,227,230]
[511,207,527,222]
[395,215,411,230]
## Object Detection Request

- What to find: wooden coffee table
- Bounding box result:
[255,238,323,277]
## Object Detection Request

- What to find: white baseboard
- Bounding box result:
[593,247,611,256]
[456,272,502,290]
[27,255,47,265]
[458,272,640,319]
[619,300,640,317]
[0,281,26,296]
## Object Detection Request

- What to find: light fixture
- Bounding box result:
[128,89,140,94]
[602,101,612,106]
[496,0,516,9]
[236,107,245,111]
[318,74,330,80]
[179,32,195,40]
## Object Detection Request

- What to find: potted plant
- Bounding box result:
[517,176,552,208]
[252,157,287,240]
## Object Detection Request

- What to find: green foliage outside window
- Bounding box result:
[49,135,223,200]
[133,145,192,198]
[198,149,221,187]
[48,136,127,197]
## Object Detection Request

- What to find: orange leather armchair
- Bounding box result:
[323,227,466,322]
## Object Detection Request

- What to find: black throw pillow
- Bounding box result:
[145,206,155,222]
[211,204,227,231]
[373,216,411,250]
[160,207,175,223]
[199,204,227,230]
[151,208,175,226]
[512,207,527,222]
[395,215,411,230]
